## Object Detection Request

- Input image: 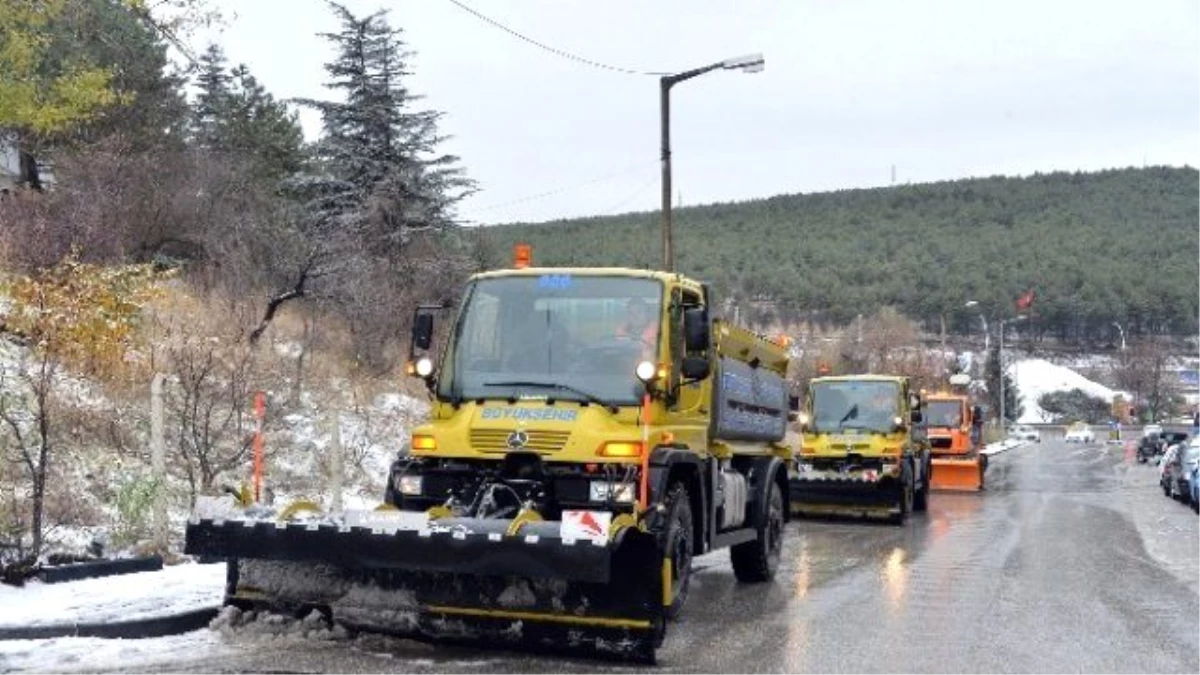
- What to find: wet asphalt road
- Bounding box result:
[123,439,1198,673]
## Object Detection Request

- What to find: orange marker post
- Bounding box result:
[639,392,652,510]
[253,391,265,503]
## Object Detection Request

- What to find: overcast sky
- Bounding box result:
[201,0,1199,225]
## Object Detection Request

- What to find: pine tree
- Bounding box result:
[191,44,232,149]
[189,45,304,179]
[291,1,472,251]
[224,65,305,178]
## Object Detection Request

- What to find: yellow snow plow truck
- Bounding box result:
[791,374,931,524]
[185,264,795,663]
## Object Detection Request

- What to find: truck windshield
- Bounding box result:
[809,380,901,433]
[925,400,963,428]
[438,275,663,407]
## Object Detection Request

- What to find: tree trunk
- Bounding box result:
[17,135,43,191]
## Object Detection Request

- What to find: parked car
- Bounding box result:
[1161,444,1180,492]
[1188,463,1199,513]
[1010,425,1041,442]
[1157,444,1178,472]
[1137,432,1165,463]
[1143,424,1164,438]
[1064,422,1095,443]
[1160,442,1199,502]
[1162,431,1190,453]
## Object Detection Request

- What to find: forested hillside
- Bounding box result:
[479,167,1199,340]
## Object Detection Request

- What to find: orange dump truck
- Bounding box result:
[924,392,987,491]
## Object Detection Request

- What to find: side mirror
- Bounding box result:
[683,307,710,352]
[909,393,922,410]
[681,355,710,381]
[786,395,801,422]
[412,313,434,351]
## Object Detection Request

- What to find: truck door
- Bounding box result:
[669,286,706,415]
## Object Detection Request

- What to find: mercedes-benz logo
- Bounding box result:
[506,430,529,449]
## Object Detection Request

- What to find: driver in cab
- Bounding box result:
[615,297,658,359]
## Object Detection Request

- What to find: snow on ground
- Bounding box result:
[981,438,1029,455]
[0,630,231,674]
[1007,358,1128,424]
[0,562,225,629]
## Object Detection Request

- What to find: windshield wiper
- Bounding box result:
[483,381,617,413]
[837,405,859,429]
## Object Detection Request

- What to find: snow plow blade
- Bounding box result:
[789,477,904,518]
[184,516,665,663]
[930,456,985,492]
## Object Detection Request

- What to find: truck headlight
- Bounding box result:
[589,480,636,503]
[396,475,423,496]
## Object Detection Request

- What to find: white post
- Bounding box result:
[150,373,167,553]
[329,412,343,513]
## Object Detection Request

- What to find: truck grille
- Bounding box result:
[470,429,571,453]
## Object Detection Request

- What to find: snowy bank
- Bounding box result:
[0,562,224,629]
[1007,358,1128,424]
[0,630,231,674]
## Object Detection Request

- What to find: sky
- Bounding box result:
[197,0,1199,225]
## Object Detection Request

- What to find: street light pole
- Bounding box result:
[999,318,1006,433]
[964,300,989,355]
[1112,322,1126,352]
[999,315,1026,435]
[660,54,764,271]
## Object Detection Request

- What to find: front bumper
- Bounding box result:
[789,466,904,509]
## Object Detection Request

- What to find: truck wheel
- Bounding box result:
[890,463,913,525]
[732,477,784,583]
[913,460,930,512]
[660,483,693,620]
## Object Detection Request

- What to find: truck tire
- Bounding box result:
[913,458,930,512]
[731,476,784,583]
[660,482,693,620]
[890,463,913,526]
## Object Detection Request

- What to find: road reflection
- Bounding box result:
[881,546,907,611]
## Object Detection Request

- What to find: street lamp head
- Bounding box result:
[964,300,979,308]
[722,53,765,72]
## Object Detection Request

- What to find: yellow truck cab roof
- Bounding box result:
[471,267,705,294]
[809,375,908,385]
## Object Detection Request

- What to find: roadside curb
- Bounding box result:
[37,556,164,584]
[0,606,220,641]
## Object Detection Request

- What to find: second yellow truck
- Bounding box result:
[791,374,931,524]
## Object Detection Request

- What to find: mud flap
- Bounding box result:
[185,518,664,663]
[930,457,984,492]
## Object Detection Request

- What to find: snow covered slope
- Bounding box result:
[1008,358,1128,424]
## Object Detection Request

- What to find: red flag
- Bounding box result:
[1015,288,1035,311]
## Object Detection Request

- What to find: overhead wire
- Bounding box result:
[471,160,658,214]
[601,174,660,215]
[443,0,669,76]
